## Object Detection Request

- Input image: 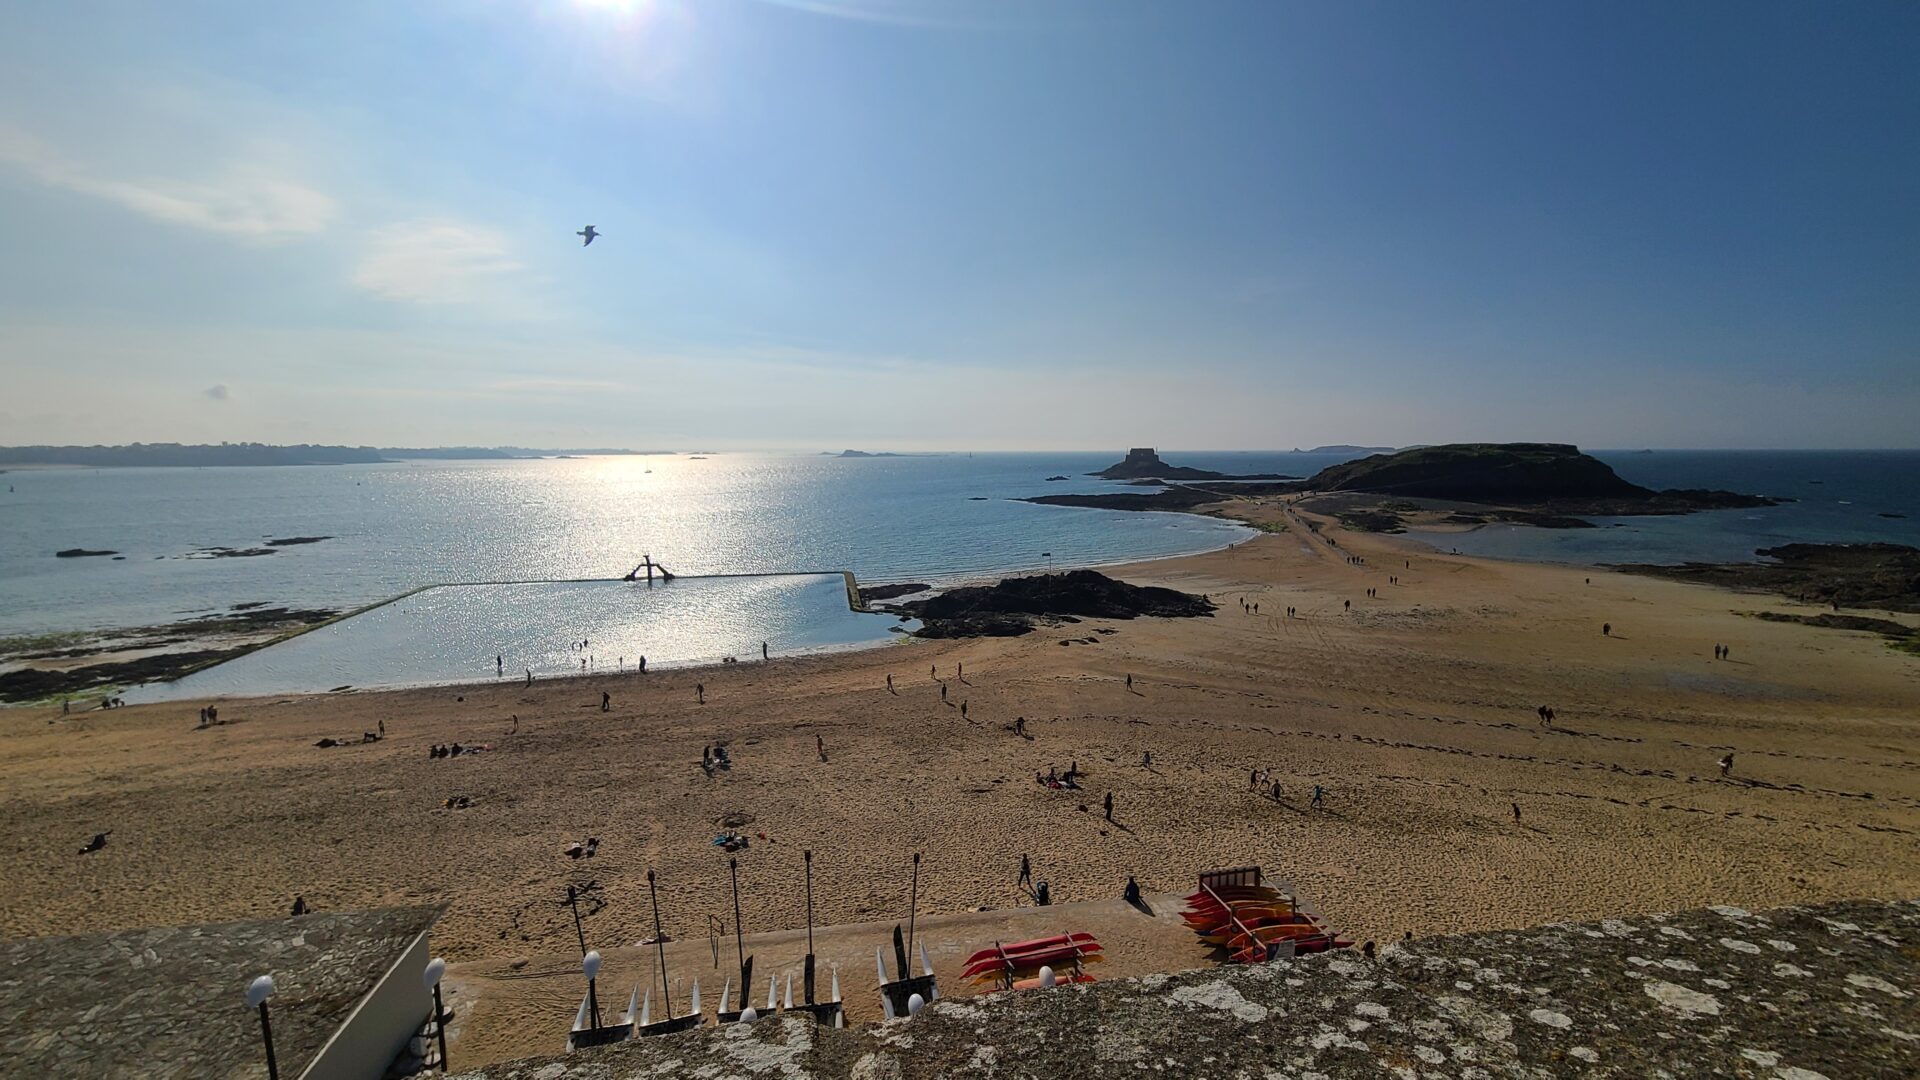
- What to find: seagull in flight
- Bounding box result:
[577,225,600,247]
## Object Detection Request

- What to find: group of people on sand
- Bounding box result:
[701,744,733,775]
[1536,704,1557,726]
[1238,597,1261,615]
[1038,761,1083,790]
[1713,643,1733,660]
[1248,767,1325,808]
[430,742,491,759]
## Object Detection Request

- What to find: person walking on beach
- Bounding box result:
[601,691,611,712]
[1602,622,1611,637]
[378,719,385,737]
[930,664,937,680]
[1015,716,1026,736]
[1719,752,1734,778]
[1018,854,1032,888]
[1142,750,1153,768]
[1311,785,1325,810]
[960,700,968,719]
[940,682,948,703]
[1103,791,1114,823]
[639,656,647,673]
[525,668,533,687]
[1344,599,1351,611]
[957,661,964,680]
[1271,780,1283,802]
[1125,672,1133,691]
[816,734,827,762]
[497,654,503,675]
[696,683,705,705]
[886,673,894,693]
[1511,802,1521,823]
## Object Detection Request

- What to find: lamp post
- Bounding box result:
[582,950,603,1031]
[1041,552,1053,575]
[245,974,279,1080]
[422,957,449,1072]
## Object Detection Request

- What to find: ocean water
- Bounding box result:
[1408,450,1920,565]
[123,574,904,701]
[7,449,1915,656]
[1,451,1330,639]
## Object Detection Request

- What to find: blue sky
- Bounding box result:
[1,0,1914,449]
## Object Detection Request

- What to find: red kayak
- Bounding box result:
[963,945,1104,981]
[962,933,1099,967]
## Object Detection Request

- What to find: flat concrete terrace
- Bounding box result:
[0,905,440,1079]
[451,898,1919,1080]
[444,889,1264,1068]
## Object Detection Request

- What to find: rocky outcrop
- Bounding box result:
[1617,542,1920,614]
[450,898,1920,1080]
[898,570,1214,637]
[1303,443,1775,516]
[1091,448,1293,482]
[54,548,117,558]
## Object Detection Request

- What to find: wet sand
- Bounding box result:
[2,503,1916,1065]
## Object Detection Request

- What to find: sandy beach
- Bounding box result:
[3,503,1916,1065]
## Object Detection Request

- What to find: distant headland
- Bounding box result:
[0,444,663,468]
[1091,448,1296,482]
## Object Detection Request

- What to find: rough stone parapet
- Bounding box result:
[452,898,1918,1079]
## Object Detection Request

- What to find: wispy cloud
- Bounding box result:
[351,219,527,306]
[0,124,336,242]
[203,384,230,401]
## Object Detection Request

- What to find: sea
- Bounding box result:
[3,449,1915,696]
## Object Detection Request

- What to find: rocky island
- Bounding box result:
[1090,448,1295,481]
[897,569,1214,637]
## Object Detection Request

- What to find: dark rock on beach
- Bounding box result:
[266,535,333,546]
[857,583,931,604]
[1615,542,1920,614]
[0,648,250,702]
[899,569,1214,638]
[55,548,118,558]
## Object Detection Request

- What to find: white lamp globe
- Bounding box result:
[245,974,275,1008]
[739,1006,757,1023]
[582,950,602,980]
[906,993,925,1016]
[1038,965,1057,988]
[422,958,447,990]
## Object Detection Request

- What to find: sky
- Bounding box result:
[0,0,1915,451]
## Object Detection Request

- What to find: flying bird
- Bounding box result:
[577,225,599,247]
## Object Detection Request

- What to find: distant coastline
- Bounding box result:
[0,443,669,468]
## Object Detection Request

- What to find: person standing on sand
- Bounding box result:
[1719,753,1734,777]
[886,673,894,692]
[1125,673,1133,690]
[957,661,963,679]
[696,683,705,705]
[1311,785,1324,810]
[1142,750,1153,768]
[930,664,937,680]
[601,691,611,712]
[763,641,769,661]
[497,654,503,675]
[1512,802,1521,823]
[1018,854,1032,888]
[816,734,827,762]
[1602,622,1611,637]
[960,700,969,719]
[525,668,533,687]
[378,719,385,737]
[639,656,647,673]
[1015,716,1027,737]
[1271,780,1283,802]
[1103,791,1114,823]
[940,682,948,703]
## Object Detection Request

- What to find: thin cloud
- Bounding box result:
[203,384,229,401]
[351,220,526,306]
[0,124,335,242]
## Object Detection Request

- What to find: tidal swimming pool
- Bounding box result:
[125,573,912,701]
